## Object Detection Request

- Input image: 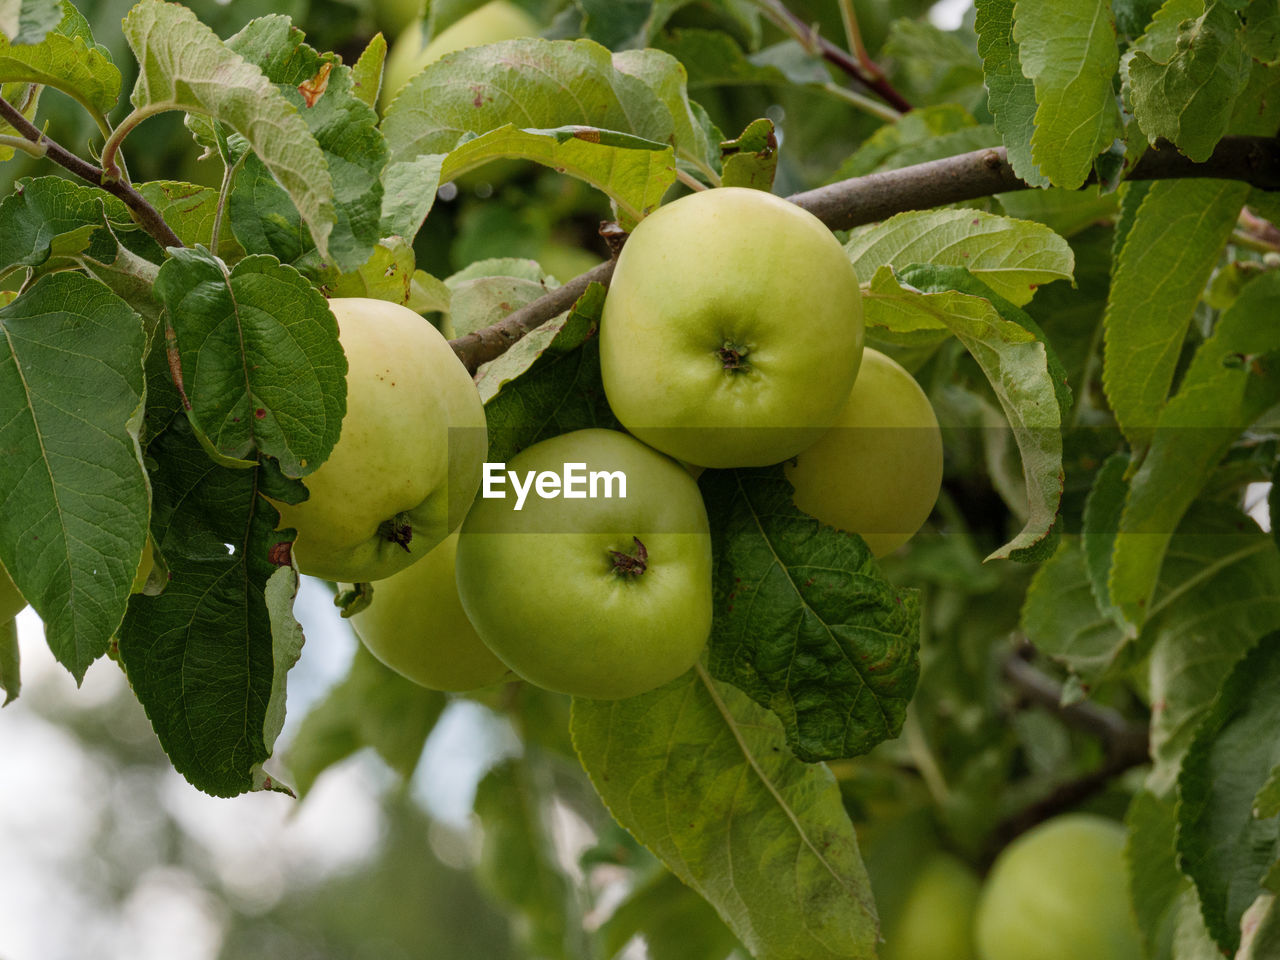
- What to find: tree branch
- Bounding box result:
[753,0,912,113]
[0,96,183,250]
[984,646,1150,857]
[450,136,1280,373]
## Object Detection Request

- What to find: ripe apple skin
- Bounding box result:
[600,187,863,469]
[976,814,1143,960]
[0,563,25,623]
[881,853,979,960]
[274,298,487,584]
[350,532,511,691]
[381,1,540,110]
[785,348,942,557]
[454,429,712,700]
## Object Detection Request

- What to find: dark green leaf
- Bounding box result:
[701,465,920,762]
[1178,634,1280,954]
[0,273,148,681]
[118,415,305,797]
[154,247,346,477]
[719,117,776,191]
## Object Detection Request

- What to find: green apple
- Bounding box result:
[600,187,863,469]
[274,297,487,583]
[881,853,979,960]
[350,532,511,691]
[381,1,540,110]
[0,563,25,624]
[976,814,1143,960]
[785,348,942,557]
[454,428,712,699]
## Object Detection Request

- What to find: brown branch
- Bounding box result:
[756,0,912,113]
[450,136,1280,373]
[984,646,1150,859]
[0,95,183,250]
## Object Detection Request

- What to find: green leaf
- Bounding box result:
[656,29,829,89]
[881,17,987,110]
[1177,635,1280,954]
[1126,789,1188,958]
[1102,178,1248,448]
[719,117,776,191]
[0,0,61,45]
[137,180,244,261]
[378,36,706,229]
[571,665,880,960]
[118,415,304,797]
[867,265,1066,561]
[1144,505,1280,795]
[995,186,1119,239]
[287,641,445,797]
[599,868,742,960]
[153,247,346,478]
[1082,452,1130,619]
[0,1,120,115]
[1242,0,1280,62]
[351,31,386,109]
[1256,767,1280,820]
[0,616,18,705]
[1012,0,1123,188]
[701,466,920,762]
[228,155,311,266]
[845,209,1074,306]
[121,0,335,262]
[612,44,719,181]
[0,176,133,273]
[1128,2,1253,162]
[482,283,619,459]
[0,273,148,681]
[474,756,582,959]
[830,104,998,181]
[441,123,675,225]
[576,0,695,49]
[1109,271,1280,626]
[446,257,552,338]
[975,0,1049,188]
[225,15,386,272]
[315,235,415,304]
[1020,537,1129,680]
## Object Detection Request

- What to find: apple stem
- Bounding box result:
[377,512,414,553]
[609,537,648,578]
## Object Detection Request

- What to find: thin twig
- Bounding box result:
[450,136,1280,373]
[754,0,912,113]
[836,0,880,80]
[674,167,710,192]
[0,133,46,158]
[0,96,183,250]
[821,81,901,123]
[984,645,1150,858]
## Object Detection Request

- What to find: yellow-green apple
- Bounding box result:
[381,1,540,110]
[785,348,942,557]
[274,297,487,583]
[976,814,1143,960]
[350,532,511,691]
[600,187,863,468]
[881,852,980,960]
[454,428,712,699]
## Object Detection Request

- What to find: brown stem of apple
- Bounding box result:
[450,136,1280,374]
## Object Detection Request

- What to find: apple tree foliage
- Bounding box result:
[0,0,1279,957]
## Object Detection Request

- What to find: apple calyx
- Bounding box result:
[717,340,751,372]
[609,537,649,578]
[377,511,414,552]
